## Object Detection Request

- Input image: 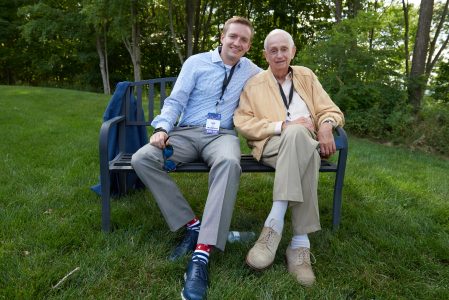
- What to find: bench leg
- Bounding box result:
[332,187,342,230]
[332,171,344,230]
[100,170,111,232]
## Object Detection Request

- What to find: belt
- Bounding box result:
[178,124,205,128]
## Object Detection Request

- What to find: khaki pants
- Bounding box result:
[261,125,321,235]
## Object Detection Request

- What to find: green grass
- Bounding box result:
[0,85,448,299]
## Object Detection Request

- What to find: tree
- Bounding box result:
[408,0,434,112]
[126,0,142,82]
[82,0,113,94]
[402,0,411,77]
[407,0,449,112]
[168,0,184,64]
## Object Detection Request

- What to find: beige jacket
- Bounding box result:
[234,66,344,160]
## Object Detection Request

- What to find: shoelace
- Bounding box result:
[191,263,208,281]
[296,248,316,265]
[260,229,276,247]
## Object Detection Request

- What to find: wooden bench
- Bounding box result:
[98,78,348,232]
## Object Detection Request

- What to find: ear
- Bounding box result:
[291,46,297,59]
[263,50,269,62]
[245,42,252,52]
[220,33,225,44]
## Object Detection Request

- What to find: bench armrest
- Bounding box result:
[99,115,126,171]
[334,126,348,150]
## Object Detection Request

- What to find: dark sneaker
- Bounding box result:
[168,230,199,261]
[181,259,208,300]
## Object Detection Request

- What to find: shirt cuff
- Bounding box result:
[274,121,283,135]
[151,121,171,133]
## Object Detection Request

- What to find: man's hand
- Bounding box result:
[282,116,315,132]
[317,123,335,158]
[150,131,169,149]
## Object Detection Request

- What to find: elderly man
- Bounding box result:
[234,29,344,286]
[132,17,260,300]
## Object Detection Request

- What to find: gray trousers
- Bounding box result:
[261,125,321,235]
[131,127,241,251]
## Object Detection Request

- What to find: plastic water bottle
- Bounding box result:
[227,231,256,243]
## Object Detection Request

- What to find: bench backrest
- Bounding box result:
[121,78,347,151]
[124,78,177,126]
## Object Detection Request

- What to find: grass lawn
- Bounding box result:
[0,85,448,299]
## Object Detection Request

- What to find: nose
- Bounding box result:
[233,37,242,47]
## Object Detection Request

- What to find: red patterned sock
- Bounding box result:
[192,243,211,264]
[186,217,201,232]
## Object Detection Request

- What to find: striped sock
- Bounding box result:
[191,244,211,265]
[186,217,201,232]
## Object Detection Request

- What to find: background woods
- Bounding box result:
[1,0,449,155]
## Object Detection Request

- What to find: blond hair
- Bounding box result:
[222,16,255,41]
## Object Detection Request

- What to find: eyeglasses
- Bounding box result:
[162,145,176,172]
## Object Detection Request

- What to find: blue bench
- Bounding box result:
[98,78,348,232]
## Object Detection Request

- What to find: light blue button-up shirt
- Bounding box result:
[152,47,261,132]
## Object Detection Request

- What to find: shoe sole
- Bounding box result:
[180,289,187,300]
[245,254,273,271]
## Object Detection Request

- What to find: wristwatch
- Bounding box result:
[153,127,168,134]
[322,119,336,128]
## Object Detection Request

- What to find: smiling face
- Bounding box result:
[220,22,252,66]
[263,31,296,80]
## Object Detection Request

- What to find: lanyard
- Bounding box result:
[219,64,237,102]
[278,81,294,117]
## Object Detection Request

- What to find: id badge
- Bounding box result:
[205,113,221,135]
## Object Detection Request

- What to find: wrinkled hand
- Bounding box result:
[317,123,335,158]
[283,116,315,132]
[150,131,169,149]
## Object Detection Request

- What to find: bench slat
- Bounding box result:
[109,153,337,172]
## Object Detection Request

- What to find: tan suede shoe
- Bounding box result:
[245,227,281,271]
[286,246,316,287]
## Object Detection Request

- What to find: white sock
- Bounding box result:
[290,234,310,249]
[264,200,288,234]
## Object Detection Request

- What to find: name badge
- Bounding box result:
[205,113,221,135]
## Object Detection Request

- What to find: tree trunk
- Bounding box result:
[123,0,142,82]
[347,0,362,18]
[408,0,434,112]
[200,0,215,52]
[96,34,110,95]
[402,0,410,78]
[368,0,379,50]
[131,0,141,81]
[185,0,195,58]
[425,0,449,76]
[168,0,184,64]
[193,0,201,54]
[335,0,342,23]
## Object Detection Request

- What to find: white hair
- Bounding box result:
[263,29,295,50]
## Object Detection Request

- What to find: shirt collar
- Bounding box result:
[212,46,241,67]
[269,66,293,85]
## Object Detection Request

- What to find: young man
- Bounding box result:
[234,29,344,286]
[131,16,260,300]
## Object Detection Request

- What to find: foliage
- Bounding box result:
[0,1,448,150]
[298,9,416,140]
[0,86,448,299]
[430,59,449,103]
[413,97,449,155]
